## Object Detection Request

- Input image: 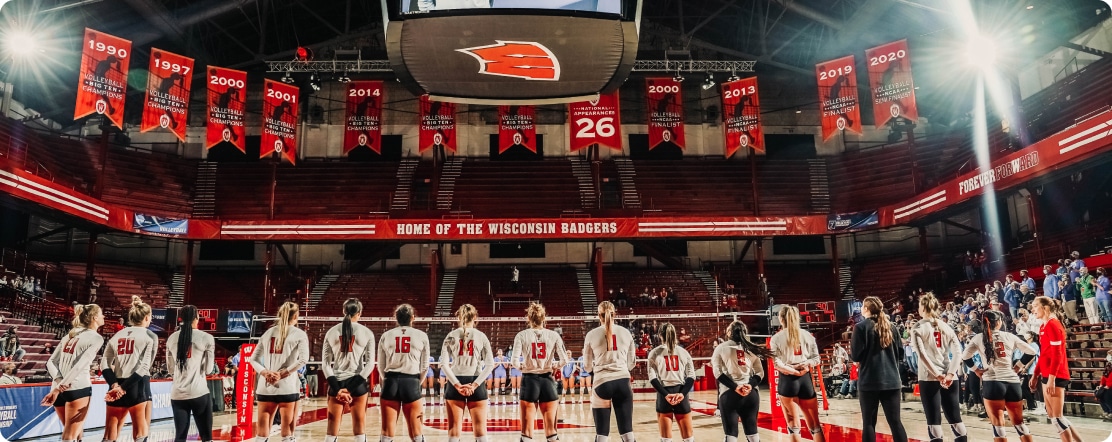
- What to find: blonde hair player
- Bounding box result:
[322,298,376,442]
[769,305,824,442]
[961,310,1037,442]
[561,350,579,396]
[511,302,568,442]
[378,303,431,442]
[713,320,775,442]
[647,323,695,442]
[583,301,637,442]
[441,304,496,442]
[42,303,105,442]
[911,293,967,442]
[166,305,216,442]
[102,295,157,442]
[249,301,309,442]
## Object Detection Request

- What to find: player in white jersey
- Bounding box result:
[961,310,1037,442]
[103,296,157,442]
[911,293,967,442]
[42,303,105,442]
[442,304,496,442]
[583,301,637,442]
[769,305,825,442]
[511,302,567,442]
[712,320,775,442]
[322,298,376,442]
[647,323,696,442]
[167,305,216,442]
[249,301,309,442]
[378,303,431,442]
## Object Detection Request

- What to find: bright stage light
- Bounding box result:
[3,29,38,58]
[963,34,998,70]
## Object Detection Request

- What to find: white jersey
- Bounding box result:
[711,340,766,393]
[961,331,1036,383]
[249,326,310,396]
[378,325,430,376]
[102,326,158,380]
[910,319,963,380]
[511,328,568,374]
[769,328,821,373]
[646,345,695,387]
[322,322,376,382]
[165,328,215,400]
[47,328,105,392]
[440,327,495,385]
[582,324,636,385]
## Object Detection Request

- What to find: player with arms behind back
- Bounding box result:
[511,302,568,442]
[379,303,431,442]
[583,301,638,442]
[322,298,376,442]
[249,302,310,442]
[102,296,158,442]
[647,322,696,442]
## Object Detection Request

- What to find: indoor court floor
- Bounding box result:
[72,390,1112,442]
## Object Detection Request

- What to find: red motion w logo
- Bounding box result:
[457,41,561,81]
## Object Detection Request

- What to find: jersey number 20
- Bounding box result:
[117,338,135,355]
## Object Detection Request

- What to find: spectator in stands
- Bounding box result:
[677,327,691,347]
[963,251,976,281]
[978,248,990,278]
[510,266,519,292]
[1070,251,1085,273]
[1056,259,1068,276]
[758,275,770,304]
[836,362,858,398]
[1043,265,1059,300]
[960,297,976,316]
[0,326,23,362]
[0,361,18,384]
[1020,270,1036,292]
[0,274,7,288]
[993,280,1006,302]
[1004,282,1021,320]
[1067,260,1081,284]
[1078,266,1100,328]
[33,278,42,296]
[1059,276,1080,325]
[833,342,849,367]
[1097,353,1112,420]
[89,278,99,303]
[1097,267,1112,324]
[1016,331,1039,413]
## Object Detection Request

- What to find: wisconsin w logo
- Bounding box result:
[457,41,560,81]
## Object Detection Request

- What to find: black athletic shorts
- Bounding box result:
[520,373,559,404]
[777,373,816,400]
[257,393,300,403]
[655,384,692,414]
[1040,377,1070,389]
[981,380,1022,402]
[381,372,422,404]
[446,375,488,402]
[106,375,151,408]
[53,387,92,407]
[328,376,370,398]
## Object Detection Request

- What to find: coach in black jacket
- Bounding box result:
[851,296,908,442]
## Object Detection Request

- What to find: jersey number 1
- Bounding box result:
[531,342,547,359]
[395,336,411,353]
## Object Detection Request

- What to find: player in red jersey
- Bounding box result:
[1030,296,1083,442]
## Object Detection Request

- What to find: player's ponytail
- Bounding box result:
[274,301,298,350]
[659,322,677,354]
[778,305,801,353]
[526,302,546,328]
[127,295,151,327]
[341,298,362,354]
[728,320,775,359]
[864,296,894,348]
[70,303,101,337]
[598,301,616,351]
[982,310,1001,363]
[456,304,477,341]
[919,292,941,328]
[177,305,198,371]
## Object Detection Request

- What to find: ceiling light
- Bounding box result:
[673,72,685,83]
[281,70,295,84]
[338,70,351,83]
[701,72,716,91]
[963,33,999,71]
[309,73,321,91]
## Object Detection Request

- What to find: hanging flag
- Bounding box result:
[205,66,248,152]
[498,105,536,153]
[866,39,919,128]
[816,55,863,141]
[721,77,763,157]
[419,95,456,153]
[74,28,131,130]
[343,81,384,154]
[568,92,621,152]
[645,77,685,150]
[261,79,299,164]
[140,48,194,141]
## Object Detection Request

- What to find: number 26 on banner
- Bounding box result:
[575,117,615,139]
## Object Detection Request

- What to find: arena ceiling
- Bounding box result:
[0,0,1107,131]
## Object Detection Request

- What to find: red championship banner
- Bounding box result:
[205,66,247,151]
[235,343,257,440]
[418,95,456,153]
[498,105,536,153]
[816,55,863,141]
[568,92,621,152]
[74,28,131,130]
[140,49,194,141]
[721,77,763,157]
[646,77,685,150]
[866,39,919,128]
[343,81,384,154]
[261,79,299,164]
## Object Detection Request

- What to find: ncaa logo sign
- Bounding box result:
[457,41,561,81]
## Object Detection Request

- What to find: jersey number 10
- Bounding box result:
[664,355,680,371]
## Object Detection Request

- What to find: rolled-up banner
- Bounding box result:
[419,95,456,153]
[205,66,247,152]
[721,77,763,157]
[866,39,918,128]
[646,77,685,150]
[344,80,383,154]
[568,91,621,152]
[140,48,194,141]
[261,79,299,164]
[74,28,131,130]
[498,105,536,153]
[816,55,863,141]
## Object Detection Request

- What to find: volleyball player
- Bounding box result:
[911,293,968,442]
[166,305,216,442]
[491,348,508,395]
[583,301,637,442]
[1030,296,1083,442]
[769,305,825,442]
[424,355,437,396]
[647,323,695,442]
[322,298,376,442]
[509,352,523,396]
[577,351,592,394]
[42,303,105,442]
[441,304,495,442]
[713,320,775,442]
[250,302,310,442]
[851,297,907,442]
[561,350,579,396]
[378,303,431,442]
[102,296,157,442]
[961,310,1037,442]
[511,302,568,442]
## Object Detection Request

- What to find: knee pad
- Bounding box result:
[786,427,800,436]
[1052,417,1073,434]
[1013,424,1030,437]
[992,426,1006,438]
[927,424,944,441]
[380,437,393,442]
[547,436,559,442]
[950,422,968,437]
[590,393,611,408]
[595,436,608,442]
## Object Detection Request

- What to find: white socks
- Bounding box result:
[380,436,394,442]
[661,438,672,442]
[596,435,608,442]
[724,436,738,442]
[412,436,425,442]
[448,438,460,442]
[325,437,338,442]
[354,436,367,442]
[746,435,760,442]
[620,433,636,442]
[477,437,490,442]
[257,437,268,442]
[682,438,694,442]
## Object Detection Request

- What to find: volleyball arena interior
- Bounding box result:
[1,0,1112,441]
